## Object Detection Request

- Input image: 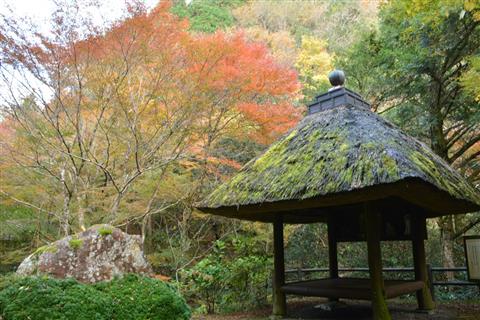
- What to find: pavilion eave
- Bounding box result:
[197,178,480,224]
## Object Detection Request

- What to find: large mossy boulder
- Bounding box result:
[16,225,152,283]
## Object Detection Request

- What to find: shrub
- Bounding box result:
[182,255,226,314]
[0,273,20,292]
[0,277,113,320]
[95,274,191,320]
[222,254,270,312]
[182,237,271,314]
[0,275,191,320]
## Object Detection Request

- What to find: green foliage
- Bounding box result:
[336,1,480,286]
[295,36,332,103]
[0,248,30,266]
[434,286,480,301]
[222,238,271,312]
[0,277,113,320]
[286,224,328,269]
[171,0,244,33]
[182,252,226,314]
[461,55,480,101]
[0,205,37,242]
[0,273,21,292]
[233,0,378,53]
[181,237,271,314]
[0,275,191,320]
[0,204,58,270]
[286,224,425,281]
[95,274,191,320]
[338,0,480,163]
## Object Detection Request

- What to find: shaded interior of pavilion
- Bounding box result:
[267,196,436,319]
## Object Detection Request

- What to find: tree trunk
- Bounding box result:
[141,214,153,250]
[428,82,456,281]
[77,194,86,232]
[438,216,456,281]
[110,193,123,222]
[428,81,448,160]
[60,168,71,236]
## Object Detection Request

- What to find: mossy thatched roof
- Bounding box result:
[197,104,480,222]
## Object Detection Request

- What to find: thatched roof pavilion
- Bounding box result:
[196,70,480,320]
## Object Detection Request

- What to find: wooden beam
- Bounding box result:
[364,203,392,320]
[328,216,339,302]
[412,215,435,311]
[273,215,286,317]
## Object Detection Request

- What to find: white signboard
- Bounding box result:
[464,236,480,282]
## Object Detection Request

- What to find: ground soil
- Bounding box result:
[192,298,480,320]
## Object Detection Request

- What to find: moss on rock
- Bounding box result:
[34,244,57,256]
[98,226,113,236]
[68,238,84,250]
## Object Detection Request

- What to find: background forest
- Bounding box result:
[0,0,479,314]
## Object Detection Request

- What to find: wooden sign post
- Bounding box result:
[464,236,480,282]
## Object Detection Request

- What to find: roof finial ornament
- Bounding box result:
[328,69,345,91]
[308,69,369,114]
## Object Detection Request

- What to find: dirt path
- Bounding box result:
[192,299,480,320]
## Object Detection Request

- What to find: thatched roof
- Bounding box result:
[197,91,480,223]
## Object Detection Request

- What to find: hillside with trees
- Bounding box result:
[0,0,479,317]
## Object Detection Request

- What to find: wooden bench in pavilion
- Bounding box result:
[196,70,480,320]
[281,278,424,300]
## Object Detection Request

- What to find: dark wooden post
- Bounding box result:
[427,264,435,301]
[328,216,339,303]
[364,203,392,320]
[273,215,286,318]
[328,216,339,279]
[412,215,435,311]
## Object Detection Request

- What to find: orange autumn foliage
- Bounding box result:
[73,2,300,145]
[237,102,303,144]
[186,31,301,144]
